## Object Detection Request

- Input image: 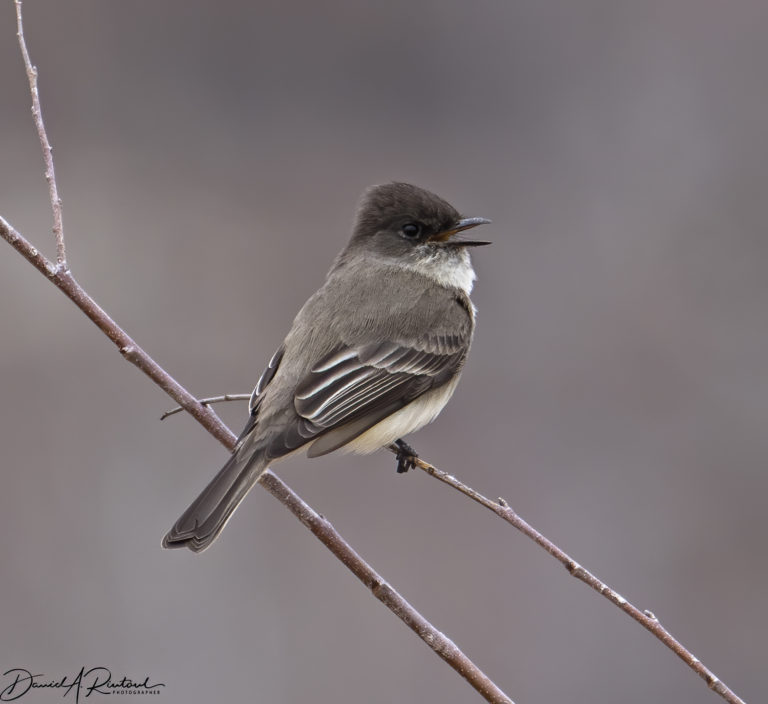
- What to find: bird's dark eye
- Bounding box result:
[400,222,422,240]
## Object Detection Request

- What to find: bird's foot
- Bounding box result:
[391,439,418,474]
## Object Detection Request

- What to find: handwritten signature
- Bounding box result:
[1,667,165,702]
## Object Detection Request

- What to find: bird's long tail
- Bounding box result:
[162,446,268,553]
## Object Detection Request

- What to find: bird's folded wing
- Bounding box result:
[289,339,466,456]
[243,287,473,460]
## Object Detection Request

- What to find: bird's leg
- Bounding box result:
[390,438,418,474]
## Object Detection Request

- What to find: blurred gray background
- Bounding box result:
[1,2,766,702]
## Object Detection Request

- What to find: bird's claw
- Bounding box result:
[393,439,418,473]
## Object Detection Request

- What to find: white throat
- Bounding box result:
[400,247,476,295]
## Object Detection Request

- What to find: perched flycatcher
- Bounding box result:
[163,182,491,552]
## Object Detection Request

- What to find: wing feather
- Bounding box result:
[294,342,465,434]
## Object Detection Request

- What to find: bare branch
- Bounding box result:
[0,215,513,704]
[160,393,251,420]
[5,6,515,700]
[159,392,749,704]
[14,0,66,268]
[257,471,515,704]
[399,452,747,704]
[2,5,748,704]
[0,215,235,447]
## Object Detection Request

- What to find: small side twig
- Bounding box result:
[399,451,746,704]
[160,393,250,420]
[15,0,65,269]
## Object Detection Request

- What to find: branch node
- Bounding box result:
[565,560,582,576]
[371,579,388,599]
[120,344,137,360]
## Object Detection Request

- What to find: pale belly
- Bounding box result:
[340,375,461,454]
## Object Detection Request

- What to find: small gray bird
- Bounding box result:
[163,182,490,552]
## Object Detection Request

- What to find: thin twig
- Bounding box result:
[160,393,251,420]
[14,0,66,268]
[399,452,747,704]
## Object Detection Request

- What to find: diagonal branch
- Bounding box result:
[0,213,514,704]
[0,214,235,448]
[406,455,747,704]
[161,388,749,704]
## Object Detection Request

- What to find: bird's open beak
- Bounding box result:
[429,217,492,247]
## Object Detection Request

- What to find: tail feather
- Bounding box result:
[162,448,268,553]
